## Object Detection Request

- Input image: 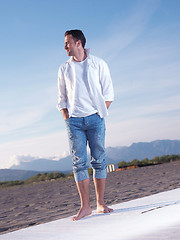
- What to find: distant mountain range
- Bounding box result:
[0,169,40,182]
[105,139,180,162]
[0,139,180,182]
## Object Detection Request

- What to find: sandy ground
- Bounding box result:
[0,161,180,235]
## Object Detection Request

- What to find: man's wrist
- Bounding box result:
[61,108,69,120]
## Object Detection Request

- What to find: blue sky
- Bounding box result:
[0,0,180,168]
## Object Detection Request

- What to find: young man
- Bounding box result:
[57,30,114,220]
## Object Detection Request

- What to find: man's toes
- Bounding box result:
[104,207,113,213]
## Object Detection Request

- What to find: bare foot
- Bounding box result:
[72,207,92,221]
[97,204,114,213]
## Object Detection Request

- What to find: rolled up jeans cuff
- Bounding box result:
[93,168,107,179]
[74,169,89,182]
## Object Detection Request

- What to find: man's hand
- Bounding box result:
[61,108,69,120]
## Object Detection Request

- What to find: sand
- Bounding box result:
[0,161,180,235]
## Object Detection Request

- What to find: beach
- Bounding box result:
[0,161,180,234]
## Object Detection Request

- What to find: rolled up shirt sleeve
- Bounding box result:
[57,66,67,111]
[99,60,114,102]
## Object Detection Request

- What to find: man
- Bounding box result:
[57,29,114,221]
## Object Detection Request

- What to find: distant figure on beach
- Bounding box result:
[57,29,114,220]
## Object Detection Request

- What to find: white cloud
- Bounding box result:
[7,151,70,169]
[0,130,69,168]
[9,154,38,167]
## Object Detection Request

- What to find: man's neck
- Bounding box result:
[73,50,87,62]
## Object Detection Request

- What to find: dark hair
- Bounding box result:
[65,29,86,48]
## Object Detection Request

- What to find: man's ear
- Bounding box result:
[77,40,82,48]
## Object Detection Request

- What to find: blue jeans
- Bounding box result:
[65,113,107,182]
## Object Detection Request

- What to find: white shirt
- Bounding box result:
[57,49,114,118]
[72,58,97,117]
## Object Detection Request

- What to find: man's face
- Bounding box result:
[64,35,78,56]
